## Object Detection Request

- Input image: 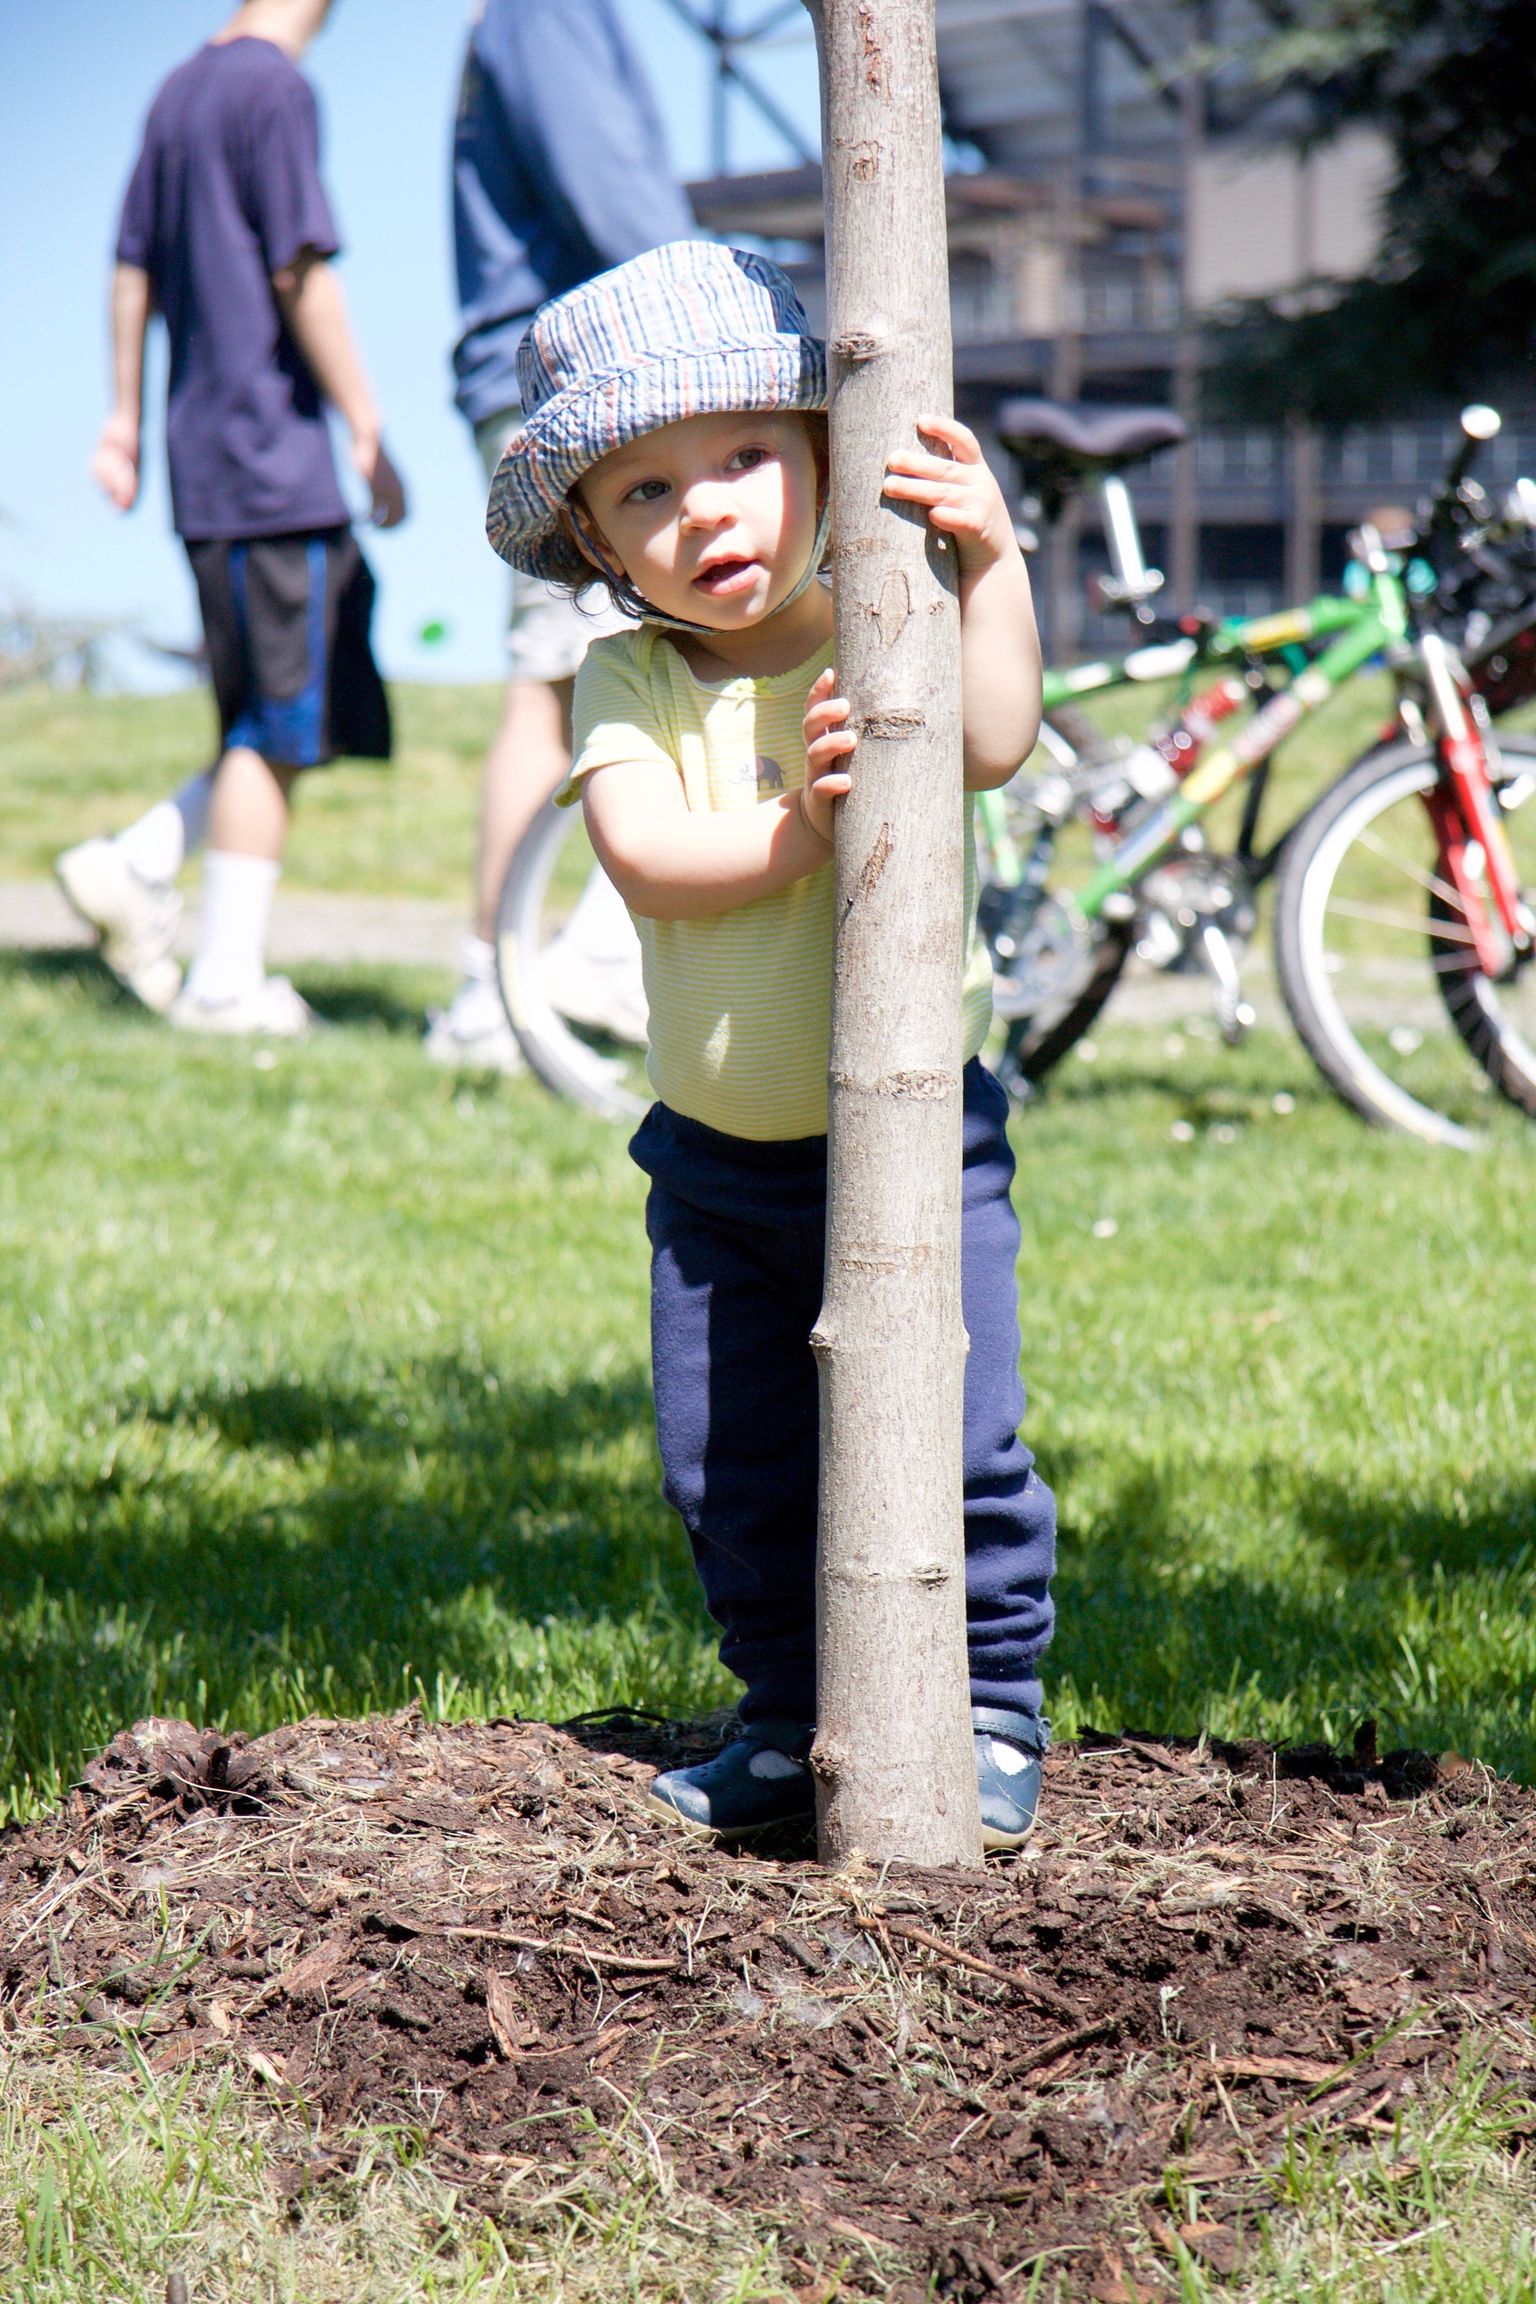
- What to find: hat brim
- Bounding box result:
[485,336,827,577]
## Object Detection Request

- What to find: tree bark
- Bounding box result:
[805,0,982,1868]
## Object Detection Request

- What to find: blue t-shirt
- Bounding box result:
[116,38,349,542]
[451,0,695,427]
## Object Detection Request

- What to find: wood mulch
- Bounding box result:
[4,1706,1535,2301]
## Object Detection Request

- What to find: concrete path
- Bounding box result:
[1,879,466,972]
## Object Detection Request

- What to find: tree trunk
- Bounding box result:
[805,0,982,1869]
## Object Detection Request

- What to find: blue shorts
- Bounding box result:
[185,526,390,769]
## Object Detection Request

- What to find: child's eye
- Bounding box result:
[624,477,670,505]
[727,446,771,473]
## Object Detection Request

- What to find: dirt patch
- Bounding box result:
[4,1709,1536,2299]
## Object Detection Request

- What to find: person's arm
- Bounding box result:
[272,251,406,527]
[91,263,151,512]
[581,755,837,922]
[882,414,1042,788]
[482,0,695,273]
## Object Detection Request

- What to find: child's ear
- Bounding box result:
[562,500,611,576]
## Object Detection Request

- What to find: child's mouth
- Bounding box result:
[693,557,757,597]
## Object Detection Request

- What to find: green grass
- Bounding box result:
[1172,2046,1536,2303]
[0,682,501,900]
[3,938,1535,1819]
[1,2035,795,2302]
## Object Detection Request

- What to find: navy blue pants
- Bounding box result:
[631,1060,1056,1726]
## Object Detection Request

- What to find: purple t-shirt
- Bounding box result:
[116,38,349,542]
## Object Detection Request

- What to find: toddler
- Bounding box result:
[487,241,1056,1846]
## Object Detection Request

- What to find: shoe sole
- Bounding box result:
[645,1787,813,1844]
[55,855,182,1014]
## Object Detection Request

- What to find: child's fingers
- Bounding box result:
[806,729,857,774]
[804,693,851,737]
[914,412,982,460]
[883,475,987,528]
[885,449,967,482]
[806,665,838,699]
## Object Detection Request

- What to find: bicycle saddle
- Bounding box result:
[995,399,1187,472]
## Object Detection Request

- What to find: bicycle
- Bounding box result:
[988,397,1536,1147]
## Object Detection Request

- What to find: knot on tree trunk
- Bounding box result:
[860,707,926,740]
[828,1066,956,1100]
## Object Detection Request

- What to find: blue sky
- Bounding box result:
[0,1,820,688]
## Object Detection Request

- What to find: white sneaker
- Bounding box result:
[423,972,522,1073]
[55,837,183,1013]
[169,975,318,1038]
[541,942,649,1046]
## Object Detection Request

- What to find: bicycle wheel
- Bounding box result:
[991,909,1133,1089]
[1273,732,1536,1147]
[494,797,650,1122]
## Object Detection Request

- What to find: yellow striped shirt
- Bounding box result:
[567,625,993,1141]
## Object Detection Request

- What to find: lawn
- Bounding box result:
[0,680,500,902]
[4,943,1535,1823]
[4,686,1536,2298]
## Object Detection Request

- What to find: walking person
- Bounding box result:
[59,0,405,1035]
[425,0,694,1072]
[486,243,1057,1843]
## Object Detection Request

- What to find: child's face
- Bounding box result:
[577,412,821,632]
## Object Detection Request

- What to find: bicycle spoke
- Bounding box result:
[1322,897,1481,946]
[1350,825,1465,910]
[1275,739,1536,1147]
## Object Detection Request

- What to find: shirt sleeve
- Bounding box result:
[564,634,679,803]
[246,72,341,277]
[477,0,695,277]
[115,140,155,269]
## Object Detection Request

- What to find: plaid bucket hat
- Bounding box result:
[485,240,827,579]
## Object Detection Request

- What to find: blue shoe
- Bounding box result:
[974,1706,1049,1850]
[649,1718,815,1841]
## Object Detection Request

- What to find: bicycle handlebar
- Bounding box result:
[1420,404,1503,544]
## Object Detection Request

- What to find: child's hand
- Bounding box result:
[882,414,1015,576]
[801,666,855,844]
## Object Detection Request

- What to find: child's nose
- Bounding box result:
[680,481,732,529]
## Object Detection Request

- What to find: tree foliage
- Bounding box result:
[1204,0,1536,422]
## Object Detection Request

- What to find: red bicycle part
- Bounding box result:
[1423,782,1505,977]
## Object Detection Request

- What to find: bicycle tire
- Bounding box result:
[1272,732,1536,1147]
[998,916,1133,1086]
[494,797,649,1123]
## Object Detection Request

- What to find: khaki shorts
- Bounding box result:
[476,412,633,684]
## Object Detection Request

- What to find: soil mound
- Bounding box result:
[5,1709,1536,2300]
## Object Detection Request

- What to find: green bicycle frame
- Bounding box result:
[1036,593,1364,723]
[1073,578,1404,917]
[983,577,1405,923]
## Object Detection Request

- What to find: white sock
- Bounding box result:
[115,770,215,886]
[183,850,279,1006]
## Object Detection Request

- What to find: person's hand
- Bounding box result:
[353,433,407,528]
[91,412,140,512]
[800,665,855,844]
[882,413,1015,576]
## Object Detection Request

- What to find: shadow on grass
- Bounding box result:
[286,974,440,1039]
[10,1356,1536,1797]
[0,1360,711,1791]
[1041,1442,1536,1772]
[1,947,137,1006]
[1,952,444,1040]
